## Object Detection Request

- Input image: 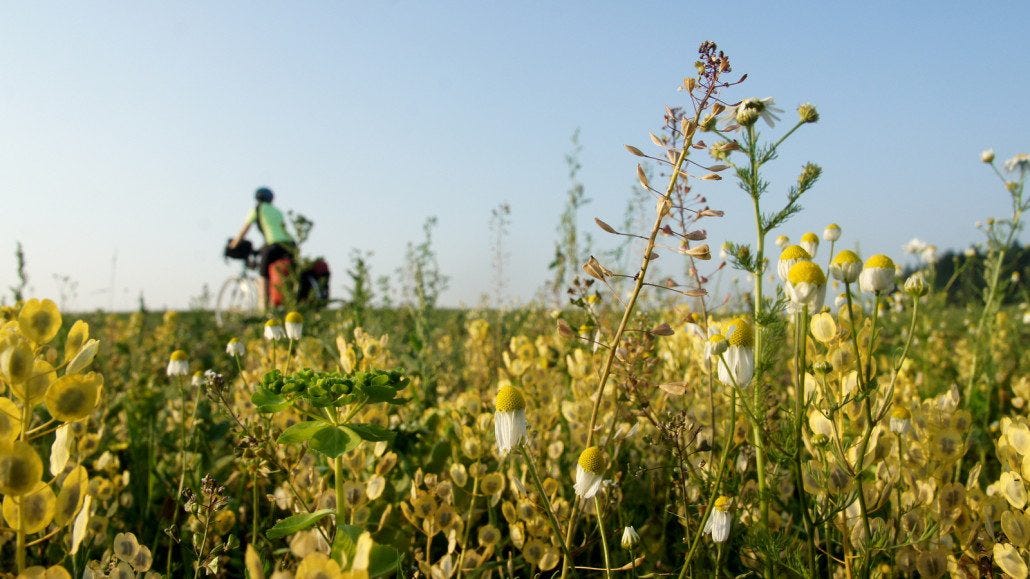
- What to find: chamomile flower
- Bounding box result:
[225,338,246,358]
[264,318,286,341]
[733,97,782,128]
[830,250,863,284]
[718,318,754,387]
[574,446,606,499]
[703,496,733,543]
[981,149,995,163]
[890,406,911,434]
[494,385,527,456]
[823,223,841,242]
[166,350,189,377]
[191,371,204,388]
[778,245,812,282]
[859,255,896,294]
[705,333,729,360]
[774,235,790,248]
[1004,153,1030,174]
[285,311,304,340]
[799,232,820,258]
[785,261,827,312]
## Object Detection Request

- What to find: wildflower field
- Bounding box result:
[2,43,1029,578]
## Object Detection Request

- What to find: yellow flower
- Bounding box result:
[494,386,527,456]
[18,299,62,345]
[166,350,189,377]
[786,261,827,311]
[859,254,896,293]
[285,311,304,340]
[0,440,44,496]
[799,232,819,258]
[823,223,841,242]
[574,447,606,498]
[3,481,57,534]
[45,372,103,422]
[778,245,812,281]
[295,552,343,579]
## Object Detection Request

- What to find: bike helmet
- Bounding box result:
[255,187,274,202]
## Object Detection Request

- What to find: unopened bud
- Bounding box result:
[981,149,995,163]
[904,272,929,297]
[797,103,819,124]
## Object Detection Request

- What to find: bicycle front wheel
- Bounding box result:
[215,275,261,329]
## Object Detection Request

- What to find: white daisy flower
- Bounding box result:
[704,496,733,543]
[574,447,606,499]
[166,350,189,377]
[493,385,527,456]
[859,255,896,294]
[285,311,304,341]
[264,318,286,341]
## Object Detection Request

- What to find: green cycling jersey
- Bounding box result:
[247,203,294,245]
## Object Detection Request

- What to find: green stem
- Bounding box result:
[852,293,881,572]
[333,455,346,565]
[456,474,480,579]
[594,497,612,579]
[520,446,575,575]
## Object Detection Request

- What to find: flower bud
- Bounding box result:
[621,526,640,549]
[797,103,819,123]
[775,235,790,248]
[904,272,929,297]
[981,149,995,163]
[823,223,841,242]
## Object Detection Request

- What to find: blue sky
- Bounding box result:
[1,2,1027,311]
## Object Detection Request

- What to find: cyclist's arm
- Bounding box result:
[229,220,253,249]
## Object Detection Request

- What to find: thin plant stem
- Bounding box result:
[594,497,612,579]
[793,306,817,574]
[456,473,480,579]
[519,446,575,575]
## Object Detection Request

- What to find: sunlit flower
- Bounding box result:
[191,371,204,388]
[734,97,782,128]
[703,496,733,542]
[18,298,62,345]
[859,254,896,294]
[830,250,862,284]
[799,232,819,258]
[285,311,304,340]
[774,235,790,248]
[981,149,995,163]
[719,318,755,387]
[264,318,286,341]
[778,245,812,282]
[786,261,827,312]
[574,447,606,499]
[1004,153,1030,173]
[494,385,527,456]
[166,350,189,377]
[621,525,640,549]
[890,406,911,434]
[823,223,841,242]
[0,440,44,496]
[225,337,245,357]
[705,333,728,359]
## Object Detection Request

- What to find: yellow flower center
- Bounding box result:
[265,319,281,327]
[801,232,819,244]
[779,245,811,261]
[714,496,732,511]
[787,261,826,285]
[891,406,911,420]
[578,446,606,474]
[708,334,727,344]
[494,385,526,413]
[826,223,840,231]
[169,350,188,361]
[832,250,861,266]
[285,311,303,324]
[865,254,895,270]
[727,318,754,348]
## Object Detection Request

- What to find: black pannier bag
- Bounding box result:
[224,238,254,260]
[299,258,331,302]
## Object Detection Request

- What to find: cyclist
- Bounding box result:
[229,187,296,310]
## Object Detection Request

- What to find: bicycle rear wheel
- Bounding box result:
[215,275,261,329]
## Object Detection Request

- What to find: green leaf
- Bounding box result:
[369,544,401,576]
[265,509,334,540]
[309,425,361,458]
[252,387,291,413]
[345,423,395,443]
[330,523,362,562]
[277,420,329,445]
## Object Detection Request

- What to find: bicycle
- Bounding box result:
[216,239,263,328]
[216,239,333,328]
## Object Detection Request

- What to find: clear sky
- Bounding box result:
[1,1,1027,311]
